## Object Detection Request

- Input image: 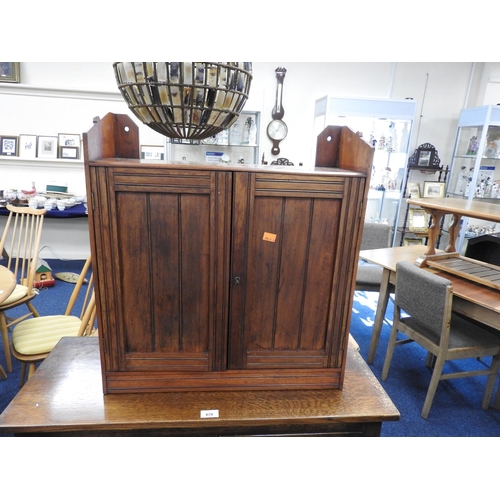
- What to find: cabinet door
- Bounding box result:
[228,172,365,370]
[89,166,231,374]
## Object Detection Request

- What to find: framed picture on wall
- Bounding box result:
[59,146,79,159]
[408,182,421,198]
[423,181,446,198]
[58,133,80,158]
[19,134,37,158]
[0,62,20,83]
[416,148,435,167]
[37,136,58,159]
[0,136,19,156]
[409,208,429,233]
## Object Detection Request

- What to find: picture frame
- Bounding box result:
[19,134,37,158]
[141,145,165,160]
[59,146,79,159]
[37,136,58,159]
[0,136,18,156]
[416,148,435,167]
[58,133,80,159]
[0,62,20,83]
[408,182,421,198]
[409,208,429,233]
[403,237,424,246]
[423,181,446,198]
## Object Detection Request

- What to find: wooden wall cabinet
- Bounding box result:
[84,113,374,394]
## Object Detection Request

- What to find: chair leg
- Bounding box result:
[0,363,7,380]
[27,362,37,380]
[421,355,446,419]
[0,312,12,372]
[425,352,437,368]
[482,354,500,410]
[27,302,40,318]
[19,362,27,387]
[494,386,500,411]
[381,322,399,381]
[367,268,391,364]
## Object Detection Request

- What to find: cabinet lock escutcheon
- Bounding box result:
[234,277,241,285]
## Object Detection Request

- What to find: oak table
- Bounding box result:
[0,337,400,437]
[0,265,16,379]
[407,197,500,255]
[359,244,500,364]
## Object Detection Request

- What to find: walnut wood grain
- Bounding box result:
[83,114,373,394]
[0,337,399,436]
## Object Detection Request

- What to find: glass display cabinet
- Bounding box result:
[168,110,260,165]
[314,96,417,245]
[447,105,500,252]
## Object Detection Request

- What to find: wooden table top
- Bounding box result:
[407,197,500,222]
[0,265,16,306]
[360,244,435,272]
[0,337,400,436]
[360,244,500,315]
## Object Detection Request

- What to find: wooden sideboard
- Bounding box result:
[83,114,374,394]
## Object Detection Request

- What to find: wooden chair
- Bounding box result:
[355,222,393,292]
[10,255,96,386]
[0,204,46,373]
[381,261,500,418]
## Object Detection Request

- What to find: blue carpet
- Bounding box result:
[351,291,500,436]
[2,264,500,437]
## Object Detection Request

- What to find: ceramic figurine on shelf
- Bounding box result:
[466,136,479,155]
[484,137,497,158]
[494,134,500,157]
[492,181,500,198]
[242,117,256,145]
[456,166,467,194]
[22,181,37,198]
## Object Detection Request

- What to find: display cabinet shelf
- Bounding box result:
[169,110,260,165]
[447,105,500,252]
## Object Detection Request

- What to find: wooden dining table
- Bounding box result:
[359,244,500,365]
[0,264,16,378]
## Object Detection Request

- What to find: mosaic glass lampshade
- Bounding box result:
[113,62,253,141]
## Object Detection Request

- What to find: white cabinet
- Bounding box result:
[447,105,500,252]
[314,96,417,244]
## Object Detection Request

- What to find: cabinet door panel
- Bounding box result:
[93,168,230,373]
[229,173,347,370]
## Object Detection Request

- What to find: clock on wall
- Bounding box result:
[267,67,287,155]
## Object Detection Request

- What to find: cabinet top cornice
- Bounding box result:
[86,157,367,178]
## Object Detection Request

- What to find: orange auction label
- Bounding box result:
[263,232,277,242]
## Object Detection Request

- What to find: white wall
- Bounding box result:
[1,61,499,258]
[2,62,499,190]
